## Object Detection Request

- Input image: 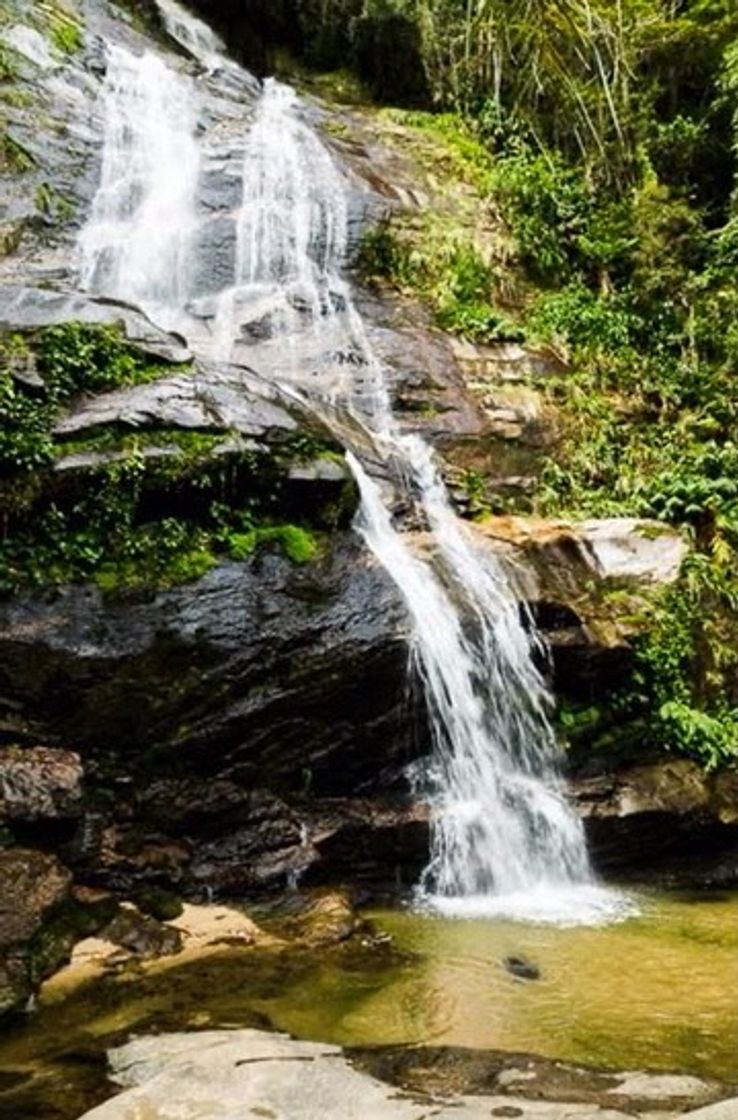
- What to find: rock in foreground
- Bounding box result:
[78,1029,730,1120]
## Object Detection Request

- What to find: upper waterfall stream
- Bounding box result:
[78,0,628,925]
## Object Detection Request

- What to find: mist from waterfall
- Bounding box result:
[79,0,629,924]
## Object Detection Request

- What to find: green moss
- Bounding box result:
[48,3,84,54]
[380,108,495,195]
[0,44,19,82]
[35,182,75,222]
[225,524,319,566]
[0,131,34,173]
[134,888,184,922]
[0,88,33,108]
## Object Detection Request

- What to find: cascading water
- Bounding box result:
[80,0,628,924]
[77,43,200,331]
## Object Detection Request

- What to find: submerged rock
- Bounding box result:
[503,956,540,981]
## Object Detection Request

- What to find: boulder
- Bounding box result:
[268,888,363,946]
[0,743,83,824]
[473,516,687,700]
[0,543,412,792]
[0,746,83,824]
[54,359,300,439]
[100,907,182,959]
[0,848,71,1016]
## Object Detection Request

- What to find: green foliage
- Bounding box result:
[0,324,180,476]
[50,19,83,55]
[382,108,495,194]
[35,182,74,222]
[359,221,522,342]
[0,328,332,595]
[0,44,19,81]
[48,5,84,55]
[37,322,169,396]
[626,563,738,768]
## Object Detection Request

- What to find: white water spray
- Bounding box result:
[80,2,629,924]
[77,43,200,331]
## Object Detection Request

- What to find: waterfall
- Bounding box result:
[80,1,627,924]
[77,43,200,332]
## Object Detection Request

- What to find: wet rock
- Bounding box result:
[134,887,184,923]
[189,216,237,297]
[273,889,362,946]
[0,848,72,1016]
[100,907,182,959]
[53,358,300,438]
[503,956,540,981]
[353,1043,729,1115]
[0,849,71,948]
[0,542,413,792]
[0,286,192,364]
[471,516,686,702]
[0,746,83,824]
[572,759,738,872]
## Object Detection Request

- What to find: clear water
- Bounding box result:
[1,890,737,1120]
[76,3,623,922]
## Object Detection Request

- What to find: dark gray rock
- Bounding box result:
[100,907,182,958]
[503,956,540,981]
[0,746,83,824]
[0,540,414,794]
[54,359,299,438]
[572,759,738,873]
[0,848,72,1017]
[189,215,236,298]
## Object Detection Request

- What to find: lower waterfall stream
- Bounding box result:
[78,0,626,924]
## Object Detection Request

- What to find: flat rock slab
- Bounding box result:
[683,1103,738,1119]
[0,286,191,364]
[78,1030,694,1120]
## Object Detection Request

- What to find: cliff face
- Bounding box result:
[1,0,738,1019]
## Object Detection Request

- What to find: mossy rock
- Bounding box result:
[134,887,184,923]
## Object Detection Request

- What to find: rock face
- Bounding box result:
[474,514,687,699]
[0,542,410,791]
[0,849,71,1016]
[573,759,738,876]
[76,1029,731,1120]
[0,537,429,898]
[0,286,192,364]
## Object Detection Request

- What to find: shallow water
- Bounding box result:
[1,888,737,1118]
[360,889,738,1078]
